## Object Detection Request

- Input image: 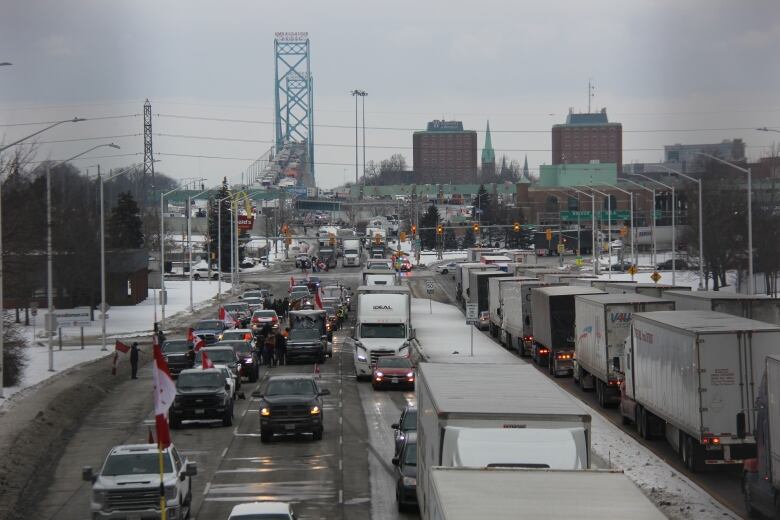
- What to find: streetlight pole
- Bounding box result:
[350,90,367,187]
[579,186,611,278]
[621,178,656,268]
[0,117,85,154]
[186,187,216,311]
[629,173,675,284]
[602,183,635,268]
[47,143,119,372]
[654,164,704,290]
[569,188,596,273]
[696,152,753,294]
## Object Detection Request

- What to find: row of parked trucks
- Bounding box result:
[444,257,780,515]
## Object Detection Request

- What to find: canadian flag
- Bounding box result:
[290,276,295,288]
[111,340,130,375]
[193,335,206,352]
[219,307,236,328]
[201,350,215,369]
[315,290,324,310]
[152,334,176,449]
[186,328,195,343]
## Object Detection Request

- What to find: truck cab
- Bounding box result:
[353,285,412,380]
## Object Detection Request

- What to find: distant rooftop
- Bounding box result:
[565,109,609,125]
[425,120,465,132]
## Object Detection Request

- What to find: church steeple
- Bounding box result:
[481,120,496,176]
[523,154,530,180]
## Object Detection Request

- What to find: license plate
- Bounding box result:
[195,409,205,415]
[391,378,399,384]
[285,424,296,431]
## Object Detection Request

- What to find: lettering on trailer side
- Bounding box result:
[610,312,632,323]
[502,424,527,428]
[633,328,654,344]
[711,368,736,386]
[372,305,393,310]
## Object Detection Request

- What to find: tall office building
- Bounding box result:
[413,120,477,184]
[552,108,622,170]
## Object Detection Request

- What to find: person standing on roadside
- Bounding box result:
[130,342,140,379]
[264,331,276,368]
[275,327,288,366]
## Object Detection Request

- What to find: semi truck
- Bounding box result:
[620,310,780,471]
[573,293,675,407]
[352,285,412,379]
[603,282,691,298]
[415,362,591,515]
[530,286,604,376]
[663,290,780,324]
[362,267,397,286]
[499,280,560,356]
[424,468,665,520]
[487,276,535,338]
[342,238,362,267]
[468,270,512,316]
[456,263,497,306]
[743,354,780,518]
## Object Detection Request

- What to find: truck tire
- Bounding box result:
[193,274,201,280]
[170,412,181,430]
[639,407,652,440]
[222,406,234,427]
[742,476,759,518]
[597,381,607,408]
[260,430,272,443]
[312,428,323,441]
[636,406,645,438]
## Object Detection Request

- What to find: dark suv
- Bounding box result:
[192,319,229,344]
[162,339,194,375]
[216,339,260,382]
[253,375,330,443]
[169,368,234,428]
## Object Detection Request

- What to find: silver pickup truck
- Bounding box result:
[82,443,197,520]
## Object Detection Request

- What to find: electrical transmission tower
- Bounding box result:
[274,32,314,183]
[143,99,155,186]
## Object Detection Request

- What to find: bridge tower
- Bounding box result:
[274,32,314,184]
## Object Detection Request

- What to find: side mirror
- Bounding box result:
[185,462,198,477]
[392,457,399,466]
[82,466,96,483]
[737,412,746,439]
[225,384,231,392]
[319,389,331,396]
[391,423,399,429]
[251,390,263,398]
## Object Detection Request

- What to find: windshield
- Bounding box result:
[102,453,172,476]
[195,320,223,330]
[265,379,316,396]
[177,371,224,389]
[323,288,341,298]
[368,264,390,270]
[196,350,235,364]
[254,311,277,318]
[344,249,358,255]
[162,340,190,354]
[222,342,252,355]
[377,357,412,369]
[360,323,406,339]
[222,331,251,341]
[403,443,417,466]
[401,409,417,430]
[289,328,321,341]
[225,304,247,312]
[244,298,262,305]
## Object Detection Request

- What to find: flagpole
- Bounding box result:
[158,440,167,520]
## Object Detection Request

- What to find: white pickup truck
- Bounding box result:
[82,443,197,520]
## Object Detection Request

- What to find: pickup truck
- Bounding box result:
[169,368,234,428]
[254,374,330,443]
[82,443,197,520]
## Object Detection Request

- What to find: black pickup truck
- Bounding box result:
[254,375,330,443]
[169,369,234,428]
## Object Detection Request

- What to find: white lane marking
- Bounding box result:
[339,459,343,471]
[242,408,249,418]
[339,489,343,504]
[220,447,228,458]
[339,435,343,445]
[203,481,212,497]
[233,427,239,436]
[234,432,264,437]
[339,416,343,425]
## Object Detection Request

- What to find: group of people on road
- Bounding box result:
[265,298,290,319]
[255,323,289,368]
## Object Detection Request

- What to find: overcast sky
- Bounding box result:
[1,0,779,188]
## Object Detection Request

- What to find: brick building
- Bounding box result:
[413,120,477,184]
[552,109,622,170]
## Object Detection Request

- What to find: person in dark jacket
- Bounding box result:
[130,342,140,379]
[264,332,276,368]
[274,328,287,367]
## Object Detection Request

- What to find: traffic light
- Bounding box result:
[545,228,553,241]
[282,224,289,235]
[620,226,628,237]
[329,233,336,246]
[411,225,417,236]
[472,223,480,233]
[375,233,381,245]
[436,224,444,235]
[513,222,521,232]
[399,231,407,242]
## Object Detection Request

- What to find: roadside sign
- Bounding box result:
[49,308,91,327]
[31,308,38,317]
[575,256,584,266]
[426,288,434,295]
[30,301,38,310]
[627,265,638,276]
[425,279,434,290]
[557,243,565,254]
[466,303,478,323]
[650,271,662,283]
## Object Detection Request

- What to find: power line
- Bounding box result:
[0,114,140,127]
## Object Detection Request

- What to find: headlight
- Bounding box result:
[92,490,106,504]
[375,371,384,377]
[406,372,414,378]
[357,354,367,362]
[260,407,271,416]
[402,476,417,486]
[165,485,177,500]
[310,405,321,415]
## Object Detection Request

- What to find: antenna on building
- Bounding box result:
[588,79,596,113]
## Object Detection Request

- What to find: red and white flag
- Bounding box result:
[193,335,206,352]
[111,340,130,375]
[152,335,176,449]
[290,276,295,287]
[314,363,321,379]
[219,307,236,328]
[186,328,195,343]
[201,350,215,369]
[314,290,324,310]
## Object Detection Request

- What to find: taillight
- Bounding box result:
[702,435,721,445]
[272,316,278,322]
[252,316,260,323]
[539,347,549,354]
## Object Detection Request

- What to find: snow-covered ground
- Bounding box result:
[410,297,738,519]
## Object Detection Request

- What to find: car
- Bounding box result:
[609,261,632,272]
[161,339,194,375]
[289,284,311,295]
[228,502,297,520]
[295,254,311,269]
[251,309,280,334]
[323,305,339,331]
[216,364,238,399]
[223,302,252,327]
[254,375,330,443]
[240,289,264,300]
[372,356,415,390]
[285,326,328,364]
[239,259,256,269]
[392,432,418,511]
[476,310,490,331]
[217,339,259,382]
[435,262,457,274]
[192,319,230,344]
[195,346,242,382]
[399,258,413,272]
[169,368,234,428]
[221,329,254,342]
[193,266,219,280]
[243,296,264,313]
[391,405,417,456]
[82,443,197,520]
[657,259,690,270]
